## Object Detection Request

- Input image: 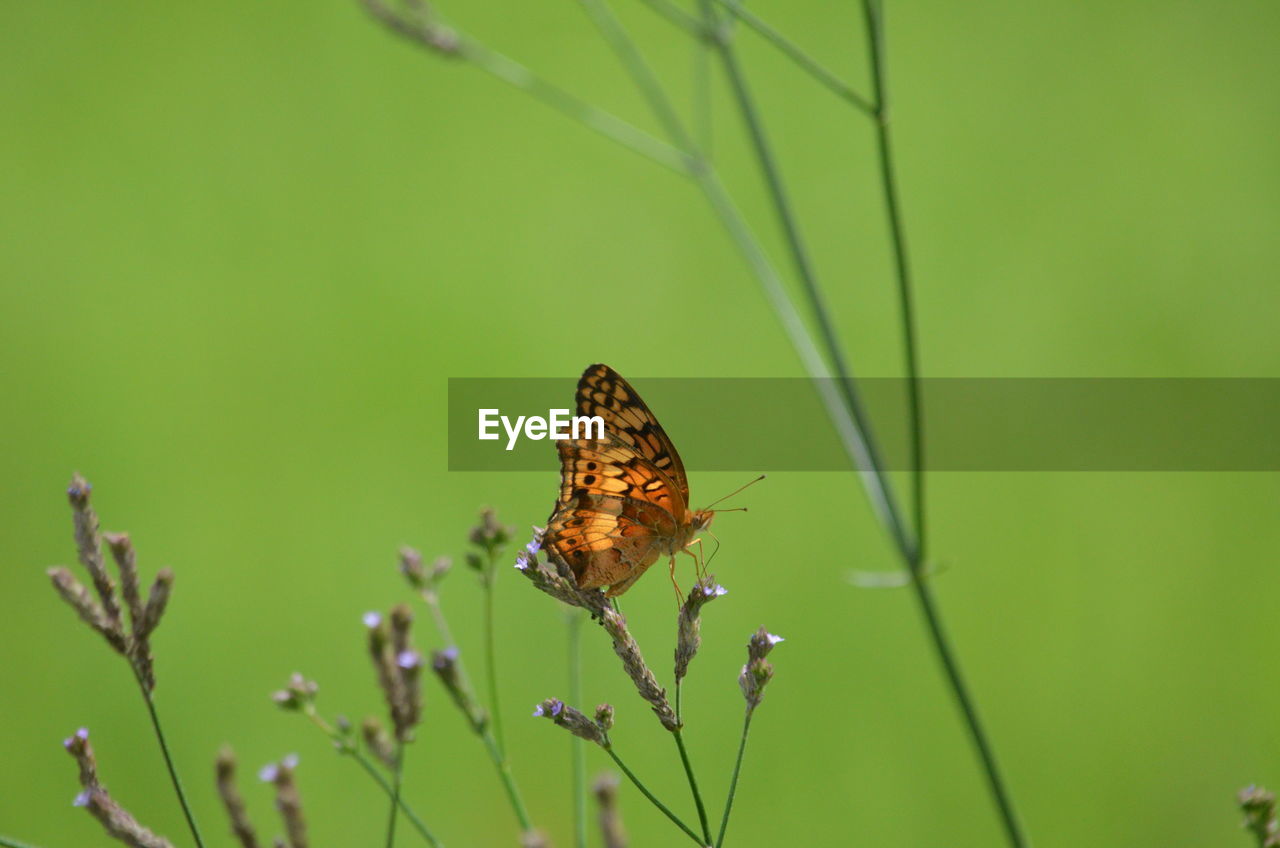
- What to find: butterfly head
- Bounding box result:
[691,509,715,532]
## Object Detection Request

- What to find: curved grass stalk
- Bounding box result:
[605,747,705,846]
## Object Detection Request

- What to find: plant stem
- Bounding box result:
[360,0,691,174]
[305,710,443,847]
[673,729,713,845]
[455,39,694,175]
[693,0,714,154]
[580,0,696,151]
[711,0,874,115]
[909,578,1026,847]
[605,747,706,847]
[714,709,753,848]
[636,0,705,37]
[858,4,1025,846]
[480,726,534,833]
[385,742,406,848]
[137,683,205,848]
[0,836,42,848]
[568,611,588,848]
[482,569,505,755]
[710,2,914,561]
[422,584,532,834]
[422,591,480,715]
[860,0,925,563]
[673,681,712,843]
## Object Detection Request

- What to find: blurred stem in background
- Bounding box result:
[299,704,443,847]
[385,741,406,848]
[481,550,505,755]
[360,1,1027,844]
[567,611,588,848]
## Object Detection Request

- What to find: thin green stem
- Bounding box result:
[673,729,712,845]
[909,578,1025,846]
[422,591,479,716]
[710,0,875,115]
[482,568,505,754]
[480,726,533,833]
[693,0,714,154]
[859,4,1025,846]
[456,38,694,175]
[714,709,753,848]
[385,742,406,848]
[673,679,710,842]
[305,710,443,847]
[568,611,588,848]
[0,835,42,848]
[710,2,915,563]
[860,0,924,564]
[605,747,706,847]
[690,133,910,565]
[636,0,705,37]
[360,0,692,174]
[137,684,205,848]
[579,0,696,152]
[422,582,532,834]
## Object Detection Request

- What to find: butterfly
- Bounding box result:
[543,364,715,598]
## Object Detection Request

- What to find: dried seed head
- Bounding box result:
[594,703,615,733]
[519,541,676,730]
[739,627,784,711]
[398,546,428,589]
[533,698,610,747]
[48,567,126,653]
[104,532,145,631]
[271,674,319,712]
[66,473,124,632]
[50,478,179,692]
[64,726,175,848]
[593,773,627,848]
[359,0,462,56]
[361,717,397,769]
[365,608,420,742]
[674,576,727,682]
[432,646,486,732]
[389,604,414,656]
[216,747,260,848]
[1239,784,1280,847]
[469,506,512,551]
[599,606,678,731]
[260,756,307,848]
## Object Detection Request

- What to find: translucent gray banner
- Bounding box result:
[447,378,1280,471]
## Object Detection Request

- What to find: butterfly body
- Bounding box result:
[545,364,713,598]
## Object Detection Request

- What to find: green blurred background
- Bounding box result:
[3,1,1278,845]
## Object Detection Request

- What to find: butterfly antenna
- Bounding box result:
[703,474,766,512]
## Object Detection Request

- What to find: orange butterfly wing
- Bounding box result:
[575,363,690,510]
[545,365,694,597]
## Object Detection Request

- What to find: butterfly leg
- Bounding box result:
[667,555,684,604]
[683,537,708,580]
